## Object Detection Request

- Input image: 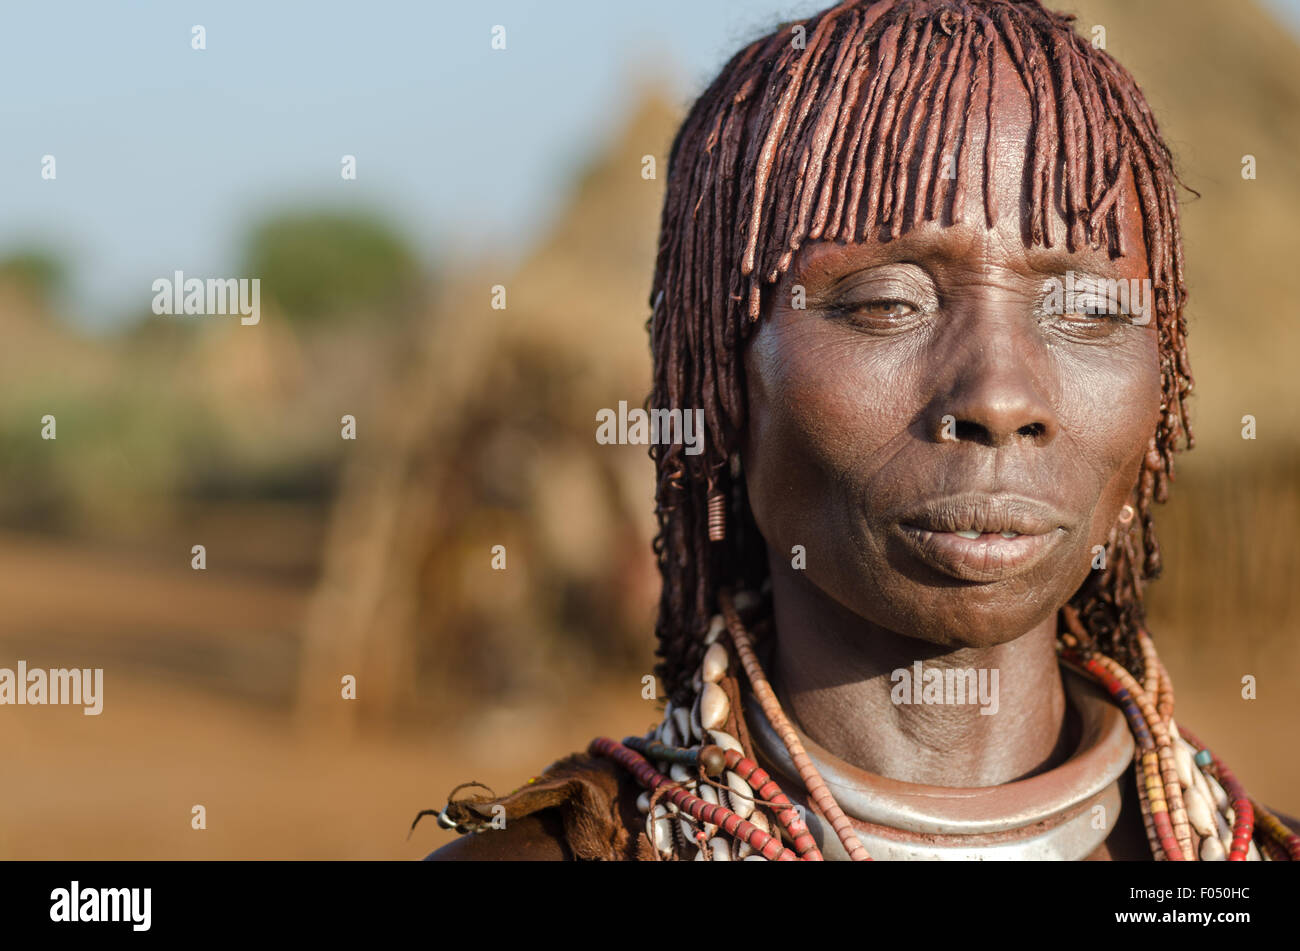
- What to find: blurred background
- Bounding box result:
[0,0,1296,859]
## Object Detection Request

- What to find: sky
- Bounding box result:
[2,0,1298,328]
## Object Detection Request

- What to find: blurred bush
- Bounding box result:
[0,249,66,306]
[241,210,421,322]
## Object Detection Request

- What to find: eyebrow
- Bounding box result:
[795,222,1128,285]
[1022,244,1126,276]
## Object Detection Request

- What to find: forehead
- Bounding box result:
[788,40,1149,284]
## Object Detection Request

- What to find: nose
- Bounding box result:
[926,322,1059,448]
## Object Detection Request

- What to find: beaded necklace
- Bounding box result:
[590,588,1300,861]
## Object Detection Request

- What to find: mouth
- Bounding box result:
[895,494,1070,583]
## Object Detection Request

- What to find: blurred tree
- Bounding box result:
[240,210,421,322]
[0,248,66,305]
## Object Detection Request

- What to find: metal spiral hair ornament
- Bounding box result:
[707,489,727,542]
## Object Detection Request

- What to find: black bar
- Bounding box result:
[0,860,1286,938]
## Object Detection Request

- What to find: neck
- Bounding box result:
[766,560,1071,787]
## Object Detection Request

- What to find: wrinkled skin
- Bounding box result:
[740,43,1161,794]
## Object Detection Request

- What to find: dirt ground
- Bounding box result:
[0,529,655,859]
[0,668,653,860]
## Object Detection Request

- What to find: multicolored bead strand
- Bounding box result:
[1142,632,1176,724]
[1131,755,1166,861]
[720,588,872,861]
[1175,726,1257,862]
[1138,628,1161,708]
[1252,801,1300,861]
[720,748,823,859]
[1086,651,1194,859]
[589,737,799,860]
[622,733,824,859]
[1060,648,1186,860]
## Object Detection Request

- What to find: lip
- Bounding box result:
[894,494,1070,583]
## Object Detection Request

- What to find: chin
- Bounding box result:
[893,605,1050,650]
[836,570,1066,651]
[907,612,1048,650]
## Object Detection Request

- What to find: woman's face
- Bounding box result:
[740,45,1162,650]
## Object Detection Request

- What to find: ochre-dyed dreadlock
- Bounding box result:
[647,0,1195,707]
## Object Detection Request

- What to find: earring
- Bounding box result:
[1118,503,1135,526]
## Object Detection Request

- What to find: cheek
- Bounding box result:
[743,313,915,548]
[1056,335,1162,541]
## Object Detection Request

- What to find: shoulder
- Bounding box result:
[425,810,572,861]
[422,749,650,862]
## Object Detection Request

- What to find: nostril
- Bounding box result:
[943,419,1048,444]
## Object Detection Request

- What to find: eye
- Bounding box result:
[1037,274,1149,338]
[1064,296,1124,319]
[855,299,917,319]
[819,264,937,331]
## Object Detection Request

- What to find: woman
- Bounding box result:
[425,0,1300,860]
